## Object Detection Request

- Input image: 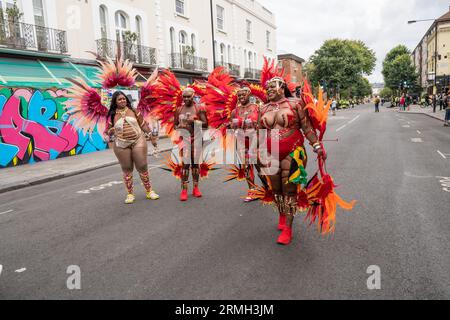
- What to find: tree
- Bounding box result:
[379,87,393,99]
[382,45,418,93]
[307,39,376,98]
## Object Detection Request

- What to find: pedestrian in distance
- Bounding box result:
[445,94,450,127]
[374,96,381,113]
[331,98,337,116]
[399,94,406,111]
[433,94,437,113]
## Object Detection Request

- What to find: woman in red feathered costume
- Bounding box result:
[230,86,261,202]
[174,87,209,201]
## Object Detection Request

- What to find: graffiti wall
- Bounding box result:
[0,87,108,168]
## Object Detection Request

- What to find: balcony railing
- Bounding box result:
[96,39,157,66]
[244,68,261,80]
[168,53,208,72]
[0,19,67,54]
[215,61,241,77]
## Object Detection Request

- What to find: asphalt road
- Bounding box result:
[0,104,449,300]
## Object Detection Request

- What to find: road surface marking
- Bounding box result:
[417,130,422,135]
[0,265,3,276]
[336,124,347,132]
[436,177,450,192]
[437,150,447,159]
[15,268,26,273]
[0,209,13,216]
[348,115,361,124]
[403,125,411,128]
[77,181,123,194]
[411,138,423,143]
[404,172,433,179]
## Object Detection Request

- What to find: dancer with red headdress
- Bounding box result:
[139,69,213,202]
[64,58,160,204]
[247,58,356,245]
[202,67,267,201]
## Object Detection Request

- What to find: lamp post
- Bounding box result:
[210,0,216,68]
[408,19,438,95]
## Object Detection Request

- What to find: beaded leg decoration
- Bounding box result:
[123,172,134,195]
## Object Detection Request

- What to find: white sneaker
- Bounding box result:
[146,190,160,200]
[125,194,135,204]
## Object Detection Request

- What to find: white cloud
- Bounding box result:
[258,0,450,82]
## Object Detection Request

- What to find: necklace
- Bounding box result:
[118,108,127,118]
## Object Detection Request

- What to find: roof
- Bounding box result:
[437,9,450,22]
[277,53,305,64]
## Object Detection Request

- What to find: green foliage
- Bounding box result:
[382,45,418,92]
[5,0,23,22]
[307,39,376,95]
[123,31,138,44]
[380,87,393,98]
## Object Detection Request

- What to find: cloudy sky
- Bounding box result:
[257,0,450,83]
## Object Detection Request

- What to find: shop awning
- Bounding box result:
[0,57,102,89]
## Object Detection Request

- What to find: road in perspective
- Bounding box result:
[1,104,449,300]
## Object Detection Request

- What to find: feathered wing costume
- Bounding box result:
[202,67,266,185]
[248,57,355,235]
[138,68,215,183]
[64,56,158,135]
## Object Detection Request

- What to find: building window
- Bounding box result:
[191,33,196,52]
[179,30,188,54]
[266,31,271,49]
[217,5,224,31]
[228,45,232,64]
[248,51,253,69]
[135,15,142,45]
[176,0,185,16]
[99,5,108,39]
[170,27,176,54]
[246,20,252,42]
[220,43,225,64]
[115,11,129,42]
[33,0,45,26]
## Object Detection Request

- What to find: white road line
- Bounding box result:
[348,115,361,124]
[336,124,347,132]
[15,268,26,273]
[417,130,422,135]
[411,138,423,143]
[403,125,411,128]
[437,150,447,159]
[0,209,13,216]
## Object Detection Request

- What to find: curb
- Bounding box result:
[0,146,173,195]
[398,111,445,122]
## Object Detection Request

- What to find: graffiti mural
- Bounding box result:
[0,87,108,168]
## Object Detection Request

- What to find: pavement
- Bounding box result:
[397,104,447,122]
[0,104,449,299]
[0,137,174,194]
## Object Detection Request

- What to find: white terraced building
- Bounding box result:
[1,0,277,83]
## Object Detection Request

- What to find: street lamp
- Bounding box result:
[408,18,438,95]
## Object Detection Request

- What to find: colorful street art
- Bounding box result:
[0,87,108,168]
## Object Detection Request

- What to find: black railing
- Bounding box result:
[96,39,157,65]
[168,53,208,72]
[244,68,261,80]
[0,19,67,53]
[215,61,241,77]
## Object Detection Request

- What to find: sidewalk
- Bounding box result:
[398,104,446,122]
[0,137,174,194]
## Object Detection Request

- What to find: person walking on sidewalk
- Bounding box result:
[445,94,450,127]
[432,94,437,113]
[105,91,160,204]
[399,95,406,111]
[374,96,380,113]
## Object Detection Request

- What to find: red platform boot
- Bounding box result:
[278,214,287,231]
[180,189,188,201]
[193,186,202,198]
[277,226,293,246]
